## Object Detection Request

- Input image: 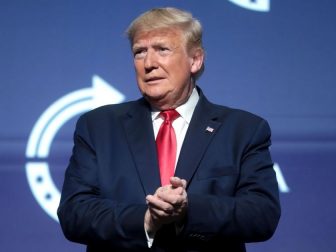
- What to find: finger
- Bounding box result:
[149,206,171,218]
[148,207,181,226]
[154,185,182,198]
[154,185,173,196]
[170,177,183,187]
[170,177,187,189]
[181,179,187,189]
[156,187,183,202]
[156,192,186,207]
[146,195,174,213]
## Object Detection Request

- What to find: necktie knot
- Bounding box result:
[160,109,180,123]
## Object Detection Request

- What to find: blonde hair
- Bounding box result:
[126,7,205,79]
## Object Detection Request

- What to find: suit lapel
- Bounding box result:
[121,99,161,195]
[121,90,224,193]
[175,91,223,187]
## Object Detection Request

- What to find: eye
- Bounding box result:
[133,48,147,59]
[158,47,170,55]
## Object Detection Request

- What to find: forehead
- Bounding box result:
[132,28,184,46]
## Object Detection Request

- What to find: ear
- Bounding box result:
[190,48,204,74]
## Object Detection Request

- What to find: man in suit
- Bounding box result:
[58,7,280,252]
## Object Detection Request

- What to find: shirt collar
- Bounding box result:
[151,88,199,123]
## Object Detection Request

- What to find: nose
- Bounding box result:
[144,50,158,71]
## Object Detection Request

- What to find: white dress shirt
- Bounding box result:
[151,88,199,169]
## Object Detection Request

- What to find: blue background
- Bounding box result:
[1,0,335,251]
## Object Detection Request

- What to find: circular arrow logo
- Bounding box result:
[25,75,125,221]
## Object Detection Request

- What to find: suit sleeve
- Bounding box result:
[183,119,281,242]
[57,114,148,250]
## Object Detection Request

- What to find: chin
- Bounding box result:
[144,92,165,101]
[144,92,170,108]
[143,87,167,99]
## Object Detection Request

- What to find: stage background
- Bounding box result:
[1,1,335,251]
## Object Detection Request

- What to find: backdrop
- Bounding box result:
[1,1,335,251]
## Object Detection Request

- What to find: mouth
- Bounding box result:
[145,76,165,84]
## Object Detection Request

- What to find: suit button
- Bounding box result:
[189,233,206,240]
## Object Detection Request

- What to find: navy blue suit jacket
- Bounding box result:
[58,88,280,251]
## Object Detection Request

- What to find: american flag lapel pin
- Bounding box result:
[205,126,214,133]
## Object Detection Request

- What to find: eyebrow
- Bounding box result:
[132,45,144,51]
[133,40,175,51]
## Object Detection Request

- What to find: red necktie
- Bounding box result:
[156,110,180,186]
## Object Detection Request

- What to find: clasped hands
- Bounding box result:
[144,177,188,234]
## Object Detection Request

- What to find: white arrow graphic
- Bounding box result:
[228,0,270,12]
[26,75,125,158]
[25,75,125,221]
[273,163,290,193]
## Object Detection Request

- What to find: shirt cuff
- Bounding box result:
[144,227,155,248]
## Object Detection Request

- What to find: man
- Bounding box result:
[58,7,280,252]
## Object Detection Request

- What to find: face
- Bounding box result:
[132,28,203,110]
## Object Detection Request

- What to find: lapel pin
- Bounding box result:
[205,126,214,133]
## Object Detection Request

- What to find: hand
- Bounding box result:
[144,177,188,233]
